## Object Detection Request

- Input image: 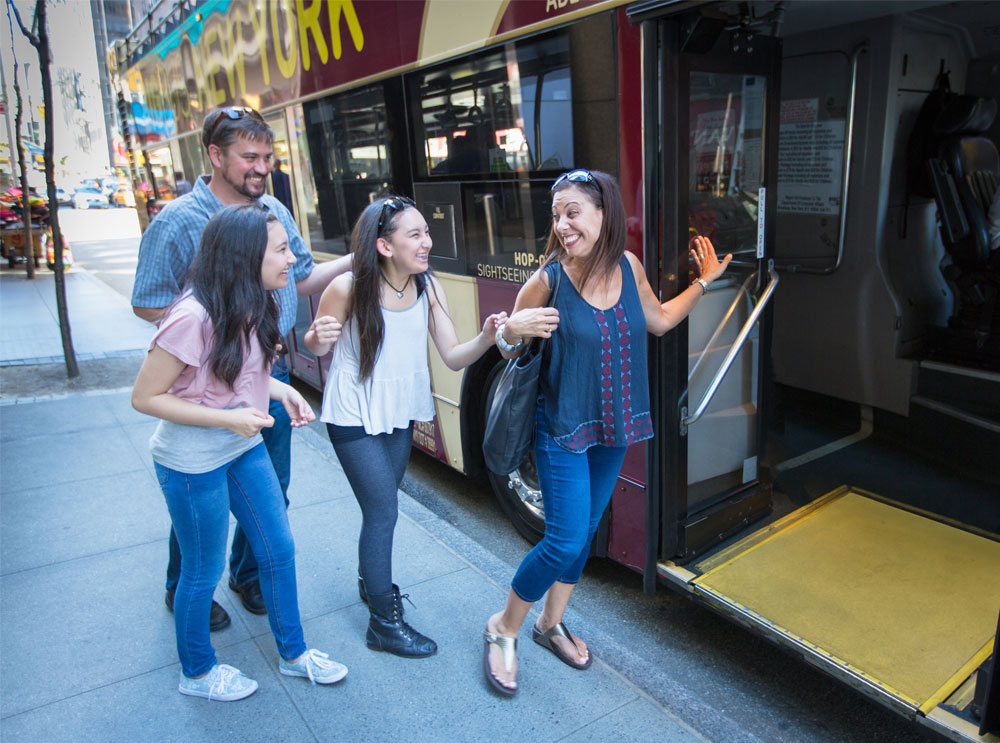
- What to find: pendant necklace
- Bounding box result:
[381,271,411,299]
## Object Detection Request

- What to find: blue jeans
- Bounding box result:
[510,406,627,603]
[155,442,306,678]
[165,358,292,591]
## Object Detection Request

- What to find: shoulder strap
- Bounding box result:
[544,260,562,307]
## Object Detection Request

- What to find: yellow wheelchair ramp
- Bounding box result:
[692,487,1000,714]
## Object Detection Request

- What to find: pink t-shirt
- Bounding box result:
[150,293,271,414]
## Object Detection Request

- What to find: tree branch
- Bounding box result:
[6,0,38,48]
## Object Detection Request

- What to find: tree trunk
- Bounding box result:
[35,0,78,377]
[11,61,35,279]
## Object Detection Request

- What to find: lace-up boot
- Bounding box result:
[357,575,402,612]
[366,589,437,658]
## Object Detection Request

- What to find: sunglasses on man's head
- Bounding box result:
[207,106,265,145]
[377,196,416,234]
[552,169,597,190]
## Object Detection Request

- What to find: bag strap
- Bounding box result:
[530,260,562,357]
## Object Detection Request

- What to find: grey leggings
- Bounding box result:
[327,423,413,597]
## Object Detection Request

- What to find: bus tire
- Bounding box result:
[483,361,546,544]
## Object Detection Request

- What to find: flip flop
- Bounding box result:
[531,621,592,670]
[482,628,518,697]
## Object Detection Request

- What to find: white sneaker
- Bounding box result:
[178,663,258,701]
[279,648,348,685]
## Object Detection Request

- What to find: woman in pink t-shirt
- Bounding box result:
[132,204,347,701]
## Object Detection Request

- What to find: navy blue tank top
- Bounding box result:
[540,256,653,452]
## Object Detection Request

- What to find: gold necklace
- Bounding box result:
[381,270,411,299]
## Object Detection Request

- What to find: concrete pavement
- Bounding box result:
[0,265,709,742]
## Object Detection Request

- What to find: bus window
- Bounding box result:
[303,85,393,254]
[408,33,575,178]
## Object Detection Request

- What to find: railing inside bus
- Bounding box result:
[681,261,779,435]
[687,270,759,383]
[772,43,867,276]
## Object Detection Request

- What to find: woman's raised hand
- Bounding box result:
[226,407,275,438]
[507,306,560,340]
[310,315,342,347]
[690,236,732,285]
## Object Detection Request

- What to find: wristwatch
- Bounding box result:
[495,324,524,352]
[697,278,709,295]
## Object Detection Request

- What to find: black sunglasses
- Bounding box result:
[552,169,598,190]
[377,196,416,234]
[207,106,265,145]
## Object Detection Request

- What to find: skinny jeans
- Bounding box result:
[327,423,413,597]
[165,358,292,591]
[510,405,627,603]
[155,442,306,678]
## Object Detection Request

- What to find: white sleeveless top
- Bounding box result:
[320,288,435,435]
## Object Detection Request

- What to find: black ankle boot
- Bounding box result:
[358,576,402,612]
[366,589,437,658]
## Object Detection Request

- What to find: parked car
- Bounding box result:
[54,188,73,207]
[111,185,136,208]
[73,187,110,209]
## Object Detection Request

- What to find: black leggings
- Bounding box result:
[327,423,413,597]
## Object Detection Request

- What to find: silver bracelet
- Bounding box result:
[495,324,524,352]
[697,278,709,295]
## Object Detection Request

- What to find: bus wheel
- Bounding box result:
[483,362,546,544]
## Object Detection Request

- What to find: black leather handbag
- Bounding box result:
[482,264,561,475]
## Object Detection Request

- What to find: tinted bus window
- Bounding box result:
[409,34,575,178]
[303,86,392,254]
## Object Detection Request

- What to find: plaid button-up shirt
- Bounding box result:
[131,175,314,336]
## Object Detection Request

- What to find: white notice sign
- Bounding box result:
[777,120,845,215]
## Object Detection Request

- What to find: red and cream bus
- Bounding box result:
[111,1,999,739]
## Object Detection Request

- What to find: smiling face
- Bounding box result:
[551,184,603,260]
[260,220,295,290]
[380,207,432,275]
[210,135,273,202]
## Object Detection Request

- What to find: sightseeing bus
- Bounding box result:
[109,1,999,739]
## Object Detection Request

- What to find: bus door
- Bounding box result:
[641,11,781,569]
[637,9,1000,737]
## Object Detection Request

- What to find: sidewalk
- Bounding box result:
[0,268,708,742]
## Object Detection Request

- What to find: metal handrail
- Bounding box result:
[776,42,866,275]
[688,271,757,382]
[681,262,779,434]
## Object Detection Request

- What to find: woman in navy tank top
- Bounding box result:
[483,170,731,697]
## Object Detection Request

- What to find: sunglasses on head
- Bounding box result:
[207,106,265,145]
[377,196,416,234]
[552,169,597,190]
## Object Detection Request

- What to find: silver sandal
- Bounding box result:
[482,629,518,697]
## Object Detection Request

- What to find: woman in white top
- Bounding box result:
[305,196,505,657]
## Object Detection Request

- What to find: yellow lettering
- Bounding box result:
[296,0,327,71]
[247,0,270,87]
[222,9,246,99]
[271,0,298,79]
[184,37,208,119]
[328,0,364,60]
[202,25,227,106]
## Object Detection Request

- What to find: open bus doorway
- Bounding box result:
[638,3,1000,740]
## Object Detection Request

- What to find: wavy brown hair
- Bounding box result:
[541,170,626,291]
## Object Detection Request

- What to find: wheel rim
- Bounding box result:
[506,453,544,521]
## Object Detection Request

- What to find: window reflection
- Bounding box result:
[303,86,392,254]
[689,73,765,258]
[409,34,574,178]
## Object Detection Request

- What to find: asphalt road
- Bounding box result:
[68,208,940,743]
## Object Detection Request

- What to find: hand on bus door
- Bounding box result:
[506,306,560,340]
[689,236,731,286]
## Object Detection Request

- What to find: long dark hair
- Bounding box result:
[350,197,428,381]
[188,204,281,388]
[542,170,626,291]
